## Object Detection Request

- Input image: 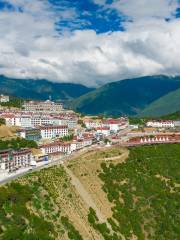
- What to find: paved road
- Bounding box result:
[0,144,100,186]
[0,156,67,185]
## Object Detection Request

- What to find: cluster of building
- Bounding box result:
[84,118,128,136]
[0,100,128,173]
[1,96,179,175]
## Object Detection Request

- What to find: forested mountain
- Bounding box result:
[0,75,93,101]
[139,88,180,117]
[69,75,180,116]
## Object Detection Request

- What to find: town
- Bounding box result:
[0,94,180,183]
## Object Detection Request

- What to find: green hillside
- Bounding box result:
[0,75,93,101]
[139,88,180,117]
[69,75,180,116]
[0,144,179,240]
[160,111,180,120]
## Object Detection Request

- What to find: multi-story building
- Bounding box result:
[84,119,102,129]
[0,94,9,103]
[96,127,110,136]
[0,148,33,172]
[0,113,21,126]
[23,100,63,113]
[102,118,128,132]
[17,128,41,141]
[146,120,175,128]
[40,125,69,139]
[40,141,71,155]
[71,134,94,151]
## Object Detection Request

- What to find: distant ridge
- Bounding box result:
[0,75,93,101]
[69,75,180,116]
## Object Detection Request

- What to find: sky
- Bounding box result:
[0,0,179,87]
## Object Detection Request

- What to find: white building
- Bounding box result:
[52,117,77,129]
[96,127,110,136]
[0,113,73,129]
[0,149,33,172]
[40,141,71,155]
[102,118,128,133]
[146,120,175,128]
[0,113,21,126]
[0,94,9,103]
[84,120,102,129]
[40,125,69,139]
[23,100,63,113]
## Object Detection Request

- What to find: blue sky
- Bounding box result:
[0,0,179,86]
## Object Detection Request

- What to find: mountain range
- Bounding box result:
[69,75,180,116]
[0,75,180,116]
[0,75,93,101]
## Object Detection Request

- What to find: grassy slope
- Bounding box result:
[139,88,180,117]
[70,75,180,116]
[0,144,179,240]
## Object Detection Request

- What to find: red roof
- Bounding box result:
[40,125,68,130]
[96,127,110,130]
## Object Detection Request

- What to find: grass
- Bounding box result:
[1,144,179,239]
[0,166,83,240]
[94,144,180,240]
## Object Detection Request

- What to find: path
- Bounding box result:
[64,165,108,224]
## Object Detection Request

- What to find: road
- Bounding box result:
[0,144,101,185]
[0,156,67,185]
[64,165,108,224]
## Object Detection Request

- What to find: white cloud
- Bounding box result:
[0,0,180,86]
[94,0,179,20]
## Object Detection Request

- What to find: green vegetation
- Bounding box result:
[60,134,74,142]
[129,117,147,125]
[70,75,180,116]
[61,216,83,240]
[88,207,118,240]
[129,110,180,125]
[0,166,83,240]
[0,118,5,126]
[77,119,86,128]
[160,111,180,120]
[1,144,179,239]
[0,75,93,101]
[0,182,55,240]
[0,137,38,150]
[95,144,180,240]
[0,97,23,109]
[139,88,180,117]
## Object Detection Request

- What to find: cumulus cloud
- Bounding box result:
[0,0,179,86]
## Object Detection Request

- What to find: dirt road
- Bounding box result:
[64,165,107,224]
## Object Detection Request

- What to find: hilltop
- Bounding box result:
[0,144,179,240]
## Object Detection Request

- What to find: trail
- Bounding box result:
[64,165,107,224]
